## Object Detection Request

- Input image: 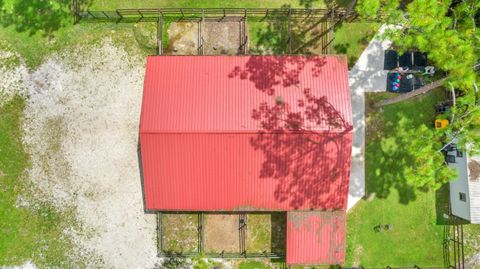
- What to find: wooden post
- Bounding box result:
[157,213,163,256]
[329,8,335,54]
[115,10,123,22]
[261,9,269,21]
[157,16,163,55]
[198,9,204,55]
[287,8,292,54]
[199,213,205,253]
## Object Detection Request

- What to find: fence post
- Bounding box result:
[115,10,123,22]
[329,8,335,54]
[261,9,269,21]
[287,8,292,54]
[157,213,163,256]
[157,16,163,55]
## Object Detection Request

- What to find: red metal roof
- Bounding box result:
[140,55,352,211]
[286,211,346,265]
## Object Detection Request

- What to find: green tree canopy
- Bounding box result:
[357,0,479,189]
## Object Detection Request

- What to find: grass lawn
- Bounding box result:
[334,22,380,67]
[0,22,156,68]
[238,260,272,269]
[247,17,379,66]
[89,0,328,10]
[0,96,79,267]
[345,89,480,267]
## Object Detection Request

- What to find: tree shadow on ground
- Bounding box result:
[364,90,446,204]
[435,184,450,225]
[229,56,353,209]
[299,0,353,9]
[249,5,332,55]
[270,212,287,254]
[0,0,91,36]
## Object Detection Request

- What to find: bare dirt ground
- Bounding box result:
[2,40,158,268]
[205,214,240,253]
[166,21,199,55]
[203,20,243,55]
[166,19,243,55]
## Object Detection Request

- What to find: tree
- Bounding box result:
[356,0,479,189]
[358,0,479,87]
[0,0,73,36]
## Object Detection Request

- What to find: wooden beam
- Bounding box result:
[374,77,448,108]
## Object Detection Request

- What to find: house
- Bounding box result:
[139,55,353,265]
[447,144,480,224]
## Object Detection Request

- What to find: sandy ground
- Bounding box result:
[205,214,240,253]
[2,40,158,268]
[166,21,199,55]
[203,20,242,55]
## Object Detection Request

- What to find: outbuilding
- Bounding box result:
[140,55,353,265]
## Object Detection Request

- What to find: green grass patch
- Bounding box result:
[238,261,271,269]
[0,96,80,267]
[345,89,449,267]
[334,22,380,67]
[162,213,199,253]
[0,21,154,68]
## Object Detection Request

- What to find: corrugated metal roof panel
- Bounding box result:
[140,55,352,212]
[140,56,351,133]
[286,211,346,265]
[140,132,352,211]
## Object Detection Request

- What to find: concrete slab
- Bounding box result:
[347,25,398,211]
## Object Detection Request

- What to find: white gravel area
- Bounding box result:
[2,40,158,268]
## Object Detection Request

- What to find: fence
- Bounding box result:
[157,212,285,259]
[72,6,363,55]
[75,8,355,22]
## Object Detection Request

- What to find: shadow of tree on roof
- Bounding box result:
[230,56,353,209]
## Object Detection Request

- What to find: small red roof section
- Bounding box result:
[140,55,352,211]
[286,211,346,265]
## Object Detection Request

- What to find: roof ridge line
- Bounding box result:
[140,130,353,134]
